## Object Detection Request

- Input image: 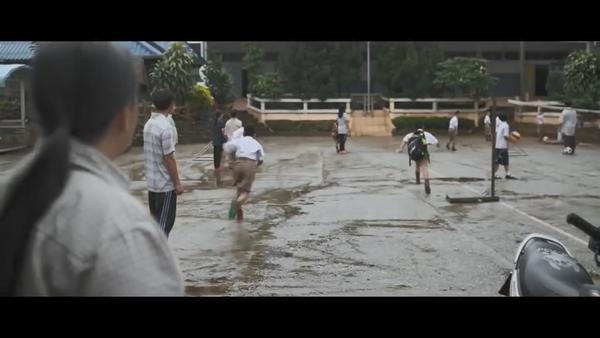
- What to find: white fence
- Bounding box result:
[508,99,600,115]
[247,95,351,114]
[508,99,600,127]
[382,97,488,114]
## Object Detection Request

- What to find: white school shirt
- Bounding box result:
[223,136,265,161]
[484,115,491,126]
[224,117,243,140]
[403,131,439,145]
[559,108,577,136]
[495,121,509,149]
[449,116,458,130]
[232,127,244,140]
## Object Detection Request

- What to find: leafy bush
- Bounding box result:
[249,73,284,98]
[149,42,195,104]
[204,55,234,105]
[187,84,214,112]
[563,50,600,109]
[434,57,497,99]
[392,116,475,133]
[267,120,332,136]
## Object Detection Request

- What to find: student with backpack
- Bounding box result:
[399,125,440,195]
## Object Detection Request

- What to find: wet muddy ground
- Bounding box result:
[2,135,600,295]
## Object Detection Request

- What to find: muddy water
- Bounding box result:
[2,136,600,296]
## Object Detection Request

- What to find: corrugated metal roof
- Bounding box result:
[0,64,31,87]
[112,41,163,57]
[0,41,33,61]
[0,41,166,61]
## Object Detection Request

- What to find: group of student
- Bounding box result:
[211,111,265,221]
[397,110,518,195]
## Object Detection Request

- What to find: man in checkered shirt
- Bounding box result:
[143,89,184,237]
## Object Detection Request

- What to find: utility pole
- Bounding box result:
[519,41,526,101]
[367,41,371,115]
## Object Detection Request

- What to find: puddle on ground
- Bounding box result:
[433,177,486,183]
[345,217,452,230]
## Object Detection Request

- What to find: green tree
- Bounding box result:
[204,54,234,105]
[243,43,266,89]
[375,42,406,96]
[250,73,284,98]
[434,57,497,99]
[398,43,445,98]
[279,42,314,99]
[375,42,445,98]
[279,42,338,100]
[563,50,600,109]
[329,42,362,97]
[149,42,195,103]
[243,43,285,98]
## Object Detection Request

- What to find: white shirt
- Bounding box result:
[168,114,178,145]
[449,116,458,130]
[536,114,544,126]
[224,117,243,140]
[337,114,350,134]
[484,115,491,125]
[232,127,244,140]
[403,131,439,145]
[495,121,509,149]
[223,136,265,161]
[143,113,176,192]
[559,108,577,136]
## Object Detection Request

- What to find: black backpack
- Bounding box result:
[408,132,427,165]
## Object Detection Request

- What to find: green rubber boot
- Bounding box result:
[228,200,237,220]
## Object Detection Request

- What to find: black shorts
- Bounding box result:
[213,145,223,168]
[496,148,509,166]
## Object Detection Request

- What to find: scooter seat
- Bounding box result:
[517,237,594,296]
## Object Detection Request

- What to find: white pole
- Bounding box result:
[367,41,371,114]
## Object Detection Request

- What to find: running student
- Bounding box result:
[223,126,265,221]
[446,111,459,151]
[493,113,517,180]
[399,125,440,195]
[143,89,184,237]
[0,42,183,296]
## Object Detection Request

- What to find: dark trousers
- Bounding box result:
[213,145,223,168]
[337,133,347,152]
[562,134,576,153]
[148,190,177,237]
